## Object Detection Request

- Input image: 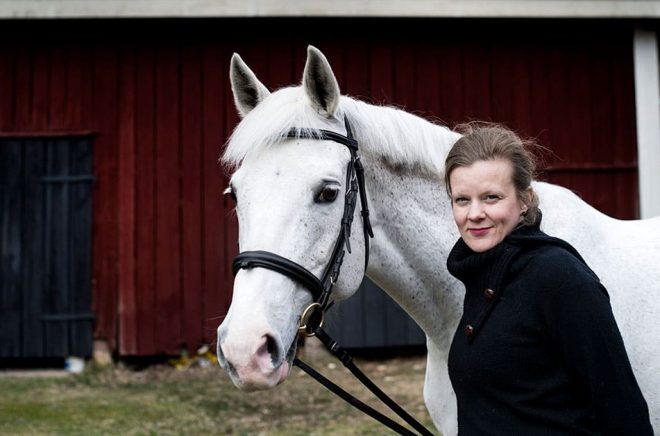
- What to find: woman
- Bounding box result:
[444,124,652,435]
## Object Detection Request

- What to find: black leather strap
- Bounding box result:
[293,326,435,436]
[293,358,419,436]
[233,251,324,302]
[284,128,358,150]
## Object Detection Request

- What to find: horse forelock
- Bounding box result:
[222,86,461,178]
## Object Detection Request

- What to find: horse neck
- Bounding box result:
[361,155,463,351]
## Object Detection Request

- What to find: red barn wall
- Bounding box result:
[0,19,639,355]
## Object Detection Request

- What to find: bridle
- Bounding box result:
[230,116,433,436]
[232,115,374,336]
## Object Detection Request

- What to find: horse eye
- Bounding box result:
[224,185,237,202]
[316,185,340,203]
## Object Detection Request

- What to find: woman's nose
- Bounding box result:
[467,201,485,221]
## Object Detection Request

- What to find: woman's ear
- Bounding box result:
[519,186,532,210]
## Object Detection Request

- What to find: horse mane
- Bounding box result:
[222,86,461,177]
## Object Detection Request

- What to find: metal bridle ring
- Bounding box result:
[298,302,325,337]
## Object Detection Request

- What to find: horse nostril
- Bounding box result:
[264,334,281,366]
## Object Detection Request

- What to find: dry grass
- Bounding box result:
[0,345,437,435]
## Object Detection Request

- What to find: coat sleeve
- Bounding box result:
[539,256,653,435]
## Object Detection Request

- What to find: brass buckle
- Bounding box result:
[298,303,324,337]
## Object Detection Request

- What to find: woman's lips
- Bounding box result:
[468,227,491,237]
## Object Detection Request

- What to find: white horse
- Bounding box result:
[216,46,660,435]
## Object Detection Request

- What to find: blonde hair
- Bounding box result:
[445,123,540,226]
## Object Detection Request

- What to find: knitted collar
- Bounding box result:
[446,213,588,287]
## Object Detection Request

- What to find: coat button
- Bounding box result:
[464,324,474,337]
[484,288,495,299]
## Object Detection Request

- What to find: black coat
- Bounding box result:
[446,220,653,435]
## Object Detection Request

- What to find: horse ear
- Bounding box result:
[230,53,271,118]
[302,46,340,118]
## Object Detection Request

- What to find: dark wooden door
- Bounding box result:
[0,137,94,358]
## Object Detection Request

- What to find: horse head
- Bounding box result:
[217,46,369,390]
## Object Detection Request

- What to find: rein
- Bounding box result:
[232,116,433,436]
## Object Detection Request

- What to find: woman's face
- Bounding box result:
[449,159,527,253]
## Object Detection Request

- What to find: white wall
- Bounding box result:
[0,0,659,19]
[634,29,660,219]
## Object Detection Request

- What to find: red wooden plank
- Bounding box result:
[134,46,157,355]
[266,43,296,91]
[244,43,270,88]
[0,130,95,138]
[543,41,595,209]
[510,48,533,135]
[65,47,84,129]
[48,47,67,129]
[293,44,307,83]
[462,42,491,121]
[202,44,227,345]
[91,47,120,351]
[155,46,182,355]
[618,173,639,220]
[117,47,138,355]
[369,45,393,103]
[566,46,593,165]
[436,43,464,126]
[610,41,638,164]
[12,50,32,129]
[528,42,553,160]
[414,43,439,117]
[320,44,345,91]
[609,37,639,219]
[0,52,10,127]
[392,43,414,109]
[79,46,94,129]
[490,44,517,126]
[546,45,570,164]
[589,44,615,168]
[560,45,596,212]
[31,48,49,130]
[343,41,369,98]
[181,44,204,353]
[0,47,14,130]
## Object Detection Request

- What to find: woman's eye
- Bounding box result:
[316,185,340,203]
[485,194,500,202]
[224,185,237,202]
[453,197,469,205]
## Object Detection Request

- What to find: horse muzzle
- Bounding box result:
[217,325,296,391]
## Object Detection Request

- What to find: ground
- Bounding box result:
[0,345,436,435]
